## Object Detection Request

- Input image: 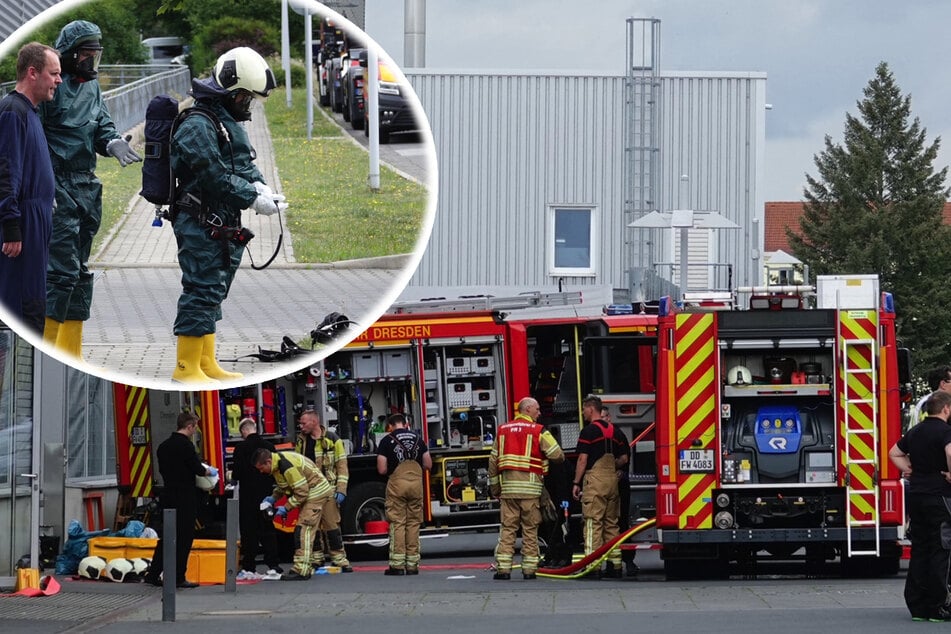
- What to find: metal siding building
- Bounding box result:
[406,69,767,299]
[0,0,58,42]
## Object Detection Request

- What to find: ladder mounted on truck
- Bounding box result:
[388,291,585,315]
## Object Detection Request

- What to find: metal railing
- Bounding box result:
[0,65,191,134]
[632,262,734,302]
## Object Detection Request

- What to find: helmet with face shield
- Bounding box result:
[55,20,103,81]
[212,47,276,121]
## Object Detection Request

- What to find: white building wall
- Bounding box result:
[406,69,767,298]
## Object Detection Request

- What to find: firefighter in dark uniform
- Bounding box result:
[144,412,216,588]
[232,418,281,578]
[40,20,141,358]
[572,394,629,578]
[376,413,432,575]
[255,448,333,580]
[602,405,637,576]
[168,46,281,382]
[490,397,564,580]
[295,409,352,572]
[888,390,951,622]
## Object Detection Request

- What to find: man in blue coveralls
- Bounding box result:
[0,42,61,334]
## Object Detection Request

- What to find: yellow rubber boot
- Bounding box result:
[55,320,84,360]
[200,333,243,380]
[172,335,214,383]
[43,318,62,346]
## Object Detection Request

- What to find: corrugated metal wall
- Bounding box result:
[406,70,766,297]
[655,72,767,292]
[0,0,58,42]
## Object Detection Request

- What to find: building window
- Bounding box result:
[549,206,598,276]
[0,331,33,493]
[65,366,115,483]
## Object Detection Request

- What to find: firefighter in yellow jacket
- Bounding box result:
[254,448,333,580]
[295,409,352,572]
[490,397,564,580]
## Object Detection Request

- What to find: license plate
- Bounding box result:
[679,449,714,473]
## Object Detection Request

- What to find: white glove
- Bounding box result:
[252,181,273,198]
[251,192,287,216]
[106,137,142,167]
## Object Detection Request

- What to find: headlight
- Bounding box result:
[714,511,734,529]
[379,81,400,96]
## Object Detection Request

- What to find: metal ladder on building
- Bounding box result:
[842,337,880,557]
[387,290,584,314]
[624,17,662,303]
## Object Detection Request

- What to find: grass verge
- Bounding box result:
[95,87,429,263]
[94,155,141,256]
[264,89,429,262]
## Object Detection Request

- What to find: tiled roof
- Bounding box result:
[765,201,951,252]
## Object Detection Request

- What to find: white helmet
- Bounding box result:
[104,558,137,582]
[727,365,752,386]
[131,557,151,576]
[78,555,107,580]
[214,47,276,99]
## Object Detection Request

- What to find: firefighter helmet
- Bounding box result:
[214,47,276,98]
[727,365,752,386]
[78,555,107,580]
[104,558,137,582]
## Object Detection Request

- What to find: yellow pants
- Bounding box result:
[581,456,621,567]
[495,496,541,573]
[386,462,424,570]
[292,494,327,576]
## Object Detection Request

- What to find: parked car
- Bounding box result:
[340,48,366,129]
[361,53,420,144]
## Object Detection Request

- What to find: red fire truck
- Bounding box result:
[112,291,661,543]
[654,273,910,578]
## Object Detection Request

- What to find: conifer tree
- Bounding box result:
[789,62,951,370]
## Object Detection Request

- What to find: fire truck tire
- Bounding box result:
[341,481,387,535]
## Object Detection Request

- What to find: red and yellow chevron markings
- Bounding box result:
[838,310,878,523]
[674,313,717,529]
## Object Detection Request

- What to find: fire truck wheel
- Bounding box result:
[342,481,387,535]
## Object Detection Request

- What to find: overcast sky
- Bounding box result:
[365,0,951,202]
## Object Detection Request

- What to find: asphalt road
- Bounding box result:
[320,101,434,188]
[19,533,913,634]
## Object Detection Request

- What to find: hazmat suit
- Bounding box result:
[168,47,280,382]
[39,20,141,358]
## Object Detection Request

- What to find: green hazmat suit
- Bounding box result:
[39,20,118,322]
[170,98,260,336]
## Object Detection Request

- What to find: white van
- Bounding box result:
[141,36,186,66]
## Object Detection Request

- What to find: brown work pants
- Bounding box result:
[291,493,328,577]
[310,495,350,567]
[386,461,424,570]
[581,455,621,567]
[495,496,541,574]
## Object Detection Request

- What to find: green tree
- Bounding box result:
[0,0,149,80]
[789,61,951,371]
